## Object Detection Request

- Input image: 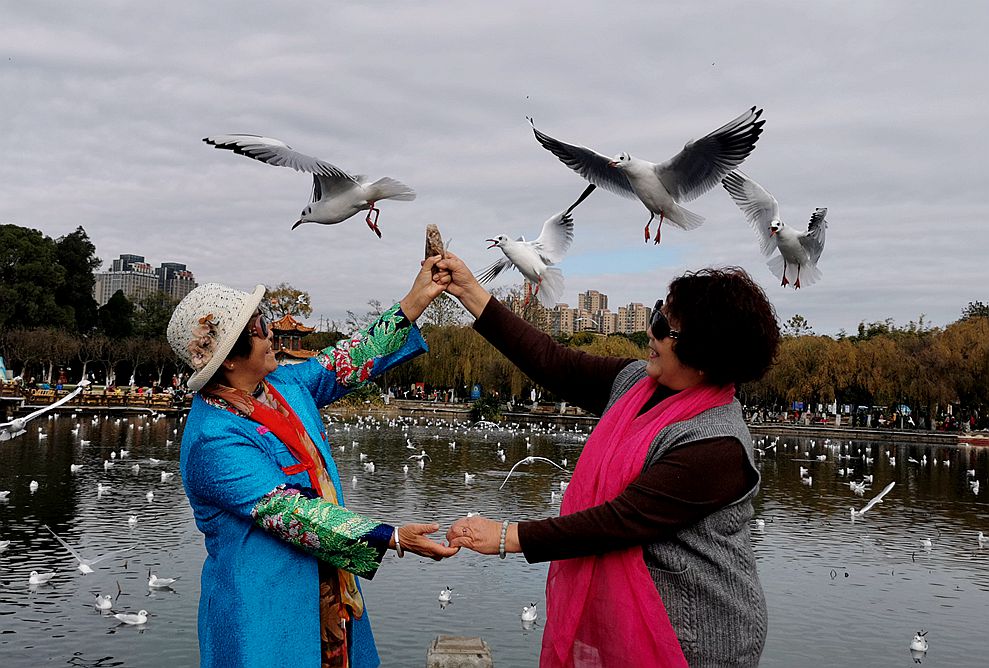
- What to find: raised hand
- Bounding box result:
[400,256,450,321]
[434,252,491,318]
[398,522,460,560]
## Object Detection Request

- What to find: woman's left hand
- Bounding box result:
[447,516,519,555]
[400,255,451,322]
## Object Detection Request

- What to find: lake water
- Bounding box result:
[1,411,988,667]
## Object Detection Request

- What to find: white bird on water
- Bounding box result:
[851,481,895,519]
[521,602,538,623]
[42,525,133,574]
[438,586,453,603]
[29,480,39,492]
[529,108,765,244]
[148,570,179,589]
[464,472,476,484]
[499,457,567,490]
[29,570,55,586]
[114,609,148,625]
[70,464,83,473]
[476,194,590,308]
[203,134,416,238]
[909,630,928,652]
[722,170,828,289]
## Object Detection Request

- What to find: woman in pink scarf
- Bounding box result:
[437,254,780,668]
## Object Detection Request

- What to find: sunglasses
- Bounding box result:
[650,300,680,341]
[245,313,270,339]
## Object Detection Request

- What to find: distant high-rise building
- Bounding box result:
[94,254,198,306]
[502,287,651,337]
[576,290,607,313]
[618,302,652,333]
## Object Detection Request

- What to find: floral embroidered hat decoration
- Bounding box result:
[167,282,266,391]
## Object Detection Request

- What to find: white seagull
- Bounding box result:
[521,602,538,623]
[148,570,179,589]
[203,134,416,238]
[114,609,148,625]
[476,191,592,308]
[0,380,91,441]
[29,570,55,586]
[499,456,567,490]
[438,586,453,603]
[42,525,133,574]
[529,108,765,244]
[722,170,828,289]
[851,481,895,519]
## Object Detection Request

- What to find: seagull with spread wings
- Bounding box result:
[475,189,591,308]
[499,456,567,490]
[529,108,765,244]
[203,134,415,238]
[850,481,895,519]
[42,525,133,574]
[722,170,828,289]
[1,381,90,442]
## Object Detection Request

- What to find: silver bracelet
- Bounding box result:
[393,527,404,558]
[498,520,510,559]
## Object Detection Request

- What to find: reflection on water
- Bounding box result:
[1,413,988,667]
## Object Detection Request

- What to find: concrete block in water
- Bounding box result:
[426,635,494,667]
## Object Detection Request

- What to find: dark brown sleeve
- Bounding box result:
[472,297,635,415]
[516,436,756,563]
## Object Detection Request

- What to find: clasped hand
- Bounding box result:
[397,516,516,560]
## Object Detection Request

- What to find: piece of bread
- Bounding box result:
[425,224,445,259]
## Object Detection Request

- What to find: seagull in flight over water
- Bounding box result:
[850,481,895,519]
[722,170,828,289]
[203,134,416,238]
[1,381,90,441]
[42,525,133,574]
[475,188,592,308]
[500,456,567,490]
[528,108,765,244]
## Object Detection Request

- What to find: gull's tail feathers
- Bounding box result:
[367,177,416,201]
[534,268,565,308]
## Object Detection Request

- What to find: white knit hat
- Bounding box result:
[167,283,266,392]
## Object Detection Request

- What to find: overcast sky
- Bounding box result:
[3,2,986,335]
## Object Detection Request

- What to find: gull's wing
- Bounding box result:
[16,384,89,424]
[311,173,361,203]
[858,481,895,514]
[475,256,514,284]
[655,107,765,203]
[528,456,567,471]
[722,170,779,257]
[800,208,828,263]
[87,546,135,566]
[529,120,636,200]
[43,526,85,562]
[499,457,533,490]
[203,135,357,181]
[530,211,575,265]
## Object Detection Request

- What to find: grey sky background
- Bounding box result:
[3,2,987,335]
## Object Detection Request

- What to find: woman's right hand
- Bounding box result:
[397,523,460,561]
[434,252,491,318]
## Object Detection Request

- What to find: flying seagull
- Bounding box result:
[42,525,133,574]
[475,189,591,308]
[722,170,828,289]
[1,380,90,441]
[529,108,765,244]
[851,481,895,519]
[203,134,416,238]
[499,456,567,490]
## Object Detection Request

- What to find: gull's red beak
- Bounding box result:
[608,161,617,168]
[486,239,498,249]
[768,227,777,237]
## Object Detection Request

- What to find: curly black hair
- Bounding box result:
[662,267,780,386]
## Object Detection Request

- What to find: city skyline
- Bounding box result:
[94,253,198,306]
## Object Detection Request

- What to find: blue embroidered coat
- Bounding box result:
[179,305,426,668]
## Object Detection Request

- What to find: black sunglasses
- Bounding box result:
[245,313,270,339]
[650,300,679,341]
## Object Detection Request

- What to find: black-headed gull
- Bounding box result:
[203,134,415,238]
[148,570,180,589]
[521,602,538,623]
[850,481,895,519]
[42,525,133,574]
[499,456,567,490]
[476,202,581,308]
[722,170,828,289]
[114,609,148,625]
[29,570,55,586]
[0,381,90,441]
[438,586,453,603]
[529,108,765,244]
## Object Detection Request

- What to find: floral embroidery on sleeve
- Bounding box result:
[315,303,411,386]
[251,485,391,578]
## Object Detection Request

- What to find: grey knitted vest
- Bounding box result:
[605,361,767,667]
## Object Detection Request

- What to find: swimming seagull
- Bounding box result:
[851,481,895,519]
[203,134,416,238]
[521,602,538,623]
[723,169,827,289]
[0,380,90,441]
[528,108,765,244]
[909,630,928,652]
[42,525,133,574]
[29,570,55,586]
[94,581,122,611]
[148,570,179,589]
[499,456,567,490]
[475,192,592,308]
[438,586,453,603]
[114,609,149,625]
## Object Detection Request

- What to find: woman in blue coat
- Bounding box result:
[166,256,457,668]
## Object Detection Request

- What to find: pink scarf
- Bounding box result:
[541,377,736,667]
